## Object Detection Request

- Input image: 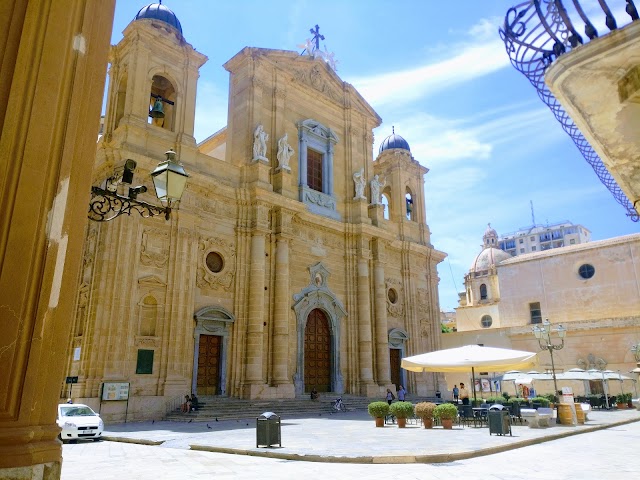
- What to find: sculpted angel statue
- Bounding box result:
[353,168,366,199]
[370,174,386,205]
[253,124,269,161]
[276,133,294,170]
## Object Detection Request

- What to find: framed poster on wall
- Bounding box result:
[481,378,490,393]
[101,382,130,401]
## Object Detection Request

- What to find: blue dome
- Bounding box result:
[134,3,182,35]
[378,130,410,154]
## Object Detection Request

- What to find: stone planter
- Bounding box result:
[422,418,433,429]
[375,417,384,427]
[397,417,407,428]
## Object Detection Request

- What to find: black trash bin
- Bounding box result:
[256,411,281,448]
[488,408,512,436]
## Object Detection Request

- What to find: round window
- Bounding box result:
[387,288,397,304]
[205,252,224,273]
[578,264,595,279]
[481,315,492,328]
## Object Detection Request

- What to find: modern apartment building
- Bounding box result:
[498,221,590,257]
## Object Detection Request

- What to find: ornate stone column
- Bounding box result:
[0,1,114,478]
[272,209,294,393]
[373,239,391,385]
[357,247,376,395]
[243,204,270,396]
[245,231,266,385]
[298,133,308,187]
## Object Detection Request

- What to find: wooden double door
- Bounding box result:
[197,335,221,396]
[304,309,331,393]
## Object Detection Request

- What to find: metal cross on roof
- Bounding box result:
[297,24,338,71]
[310,25,324,52]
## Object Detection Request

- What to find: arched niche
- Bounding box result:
[292,263,347,394]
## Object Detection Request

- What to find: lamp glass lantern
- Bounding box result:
[151,150,189,208]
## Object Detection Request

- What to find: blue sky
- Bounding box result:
[110,1,639,311]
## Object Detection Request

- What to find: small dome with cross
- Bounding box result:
[134,2,182,35]
[379,127,410,154]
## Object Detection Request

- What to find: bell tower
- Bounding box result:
[102,2,207,154]
[373,129,432,246]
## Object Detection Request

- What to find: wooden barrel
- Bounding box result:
[574,403,585,424]
[557,403,575,425]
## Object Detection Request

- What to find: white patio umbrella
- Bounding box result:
[401,345,537,402]
[587,369,612,408]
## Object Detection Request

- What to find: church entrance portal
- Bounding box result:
[197,335,221,396]
[390,348,402,390]
[304,308,331,393]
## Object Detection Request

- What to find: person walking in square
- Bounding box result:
[386,388,395,405]
[459,383,470,405]
[453,384,460,403]
[397,385,406,401]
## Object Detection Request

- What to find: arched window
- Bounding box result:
[381,193,390,220]
[405,188,414,221]
[149,75,176,131]
[479,284,487,300]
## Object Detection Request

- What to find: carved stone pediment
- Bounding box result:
[225,47,379,122]
[138,275,167,288]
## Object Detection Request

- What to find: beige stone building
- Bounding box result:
[64,4,446,421]
[446,225,640,397]
[500,1,640,220]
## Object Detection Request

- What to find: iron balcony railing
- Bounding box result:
[500,1,640,221]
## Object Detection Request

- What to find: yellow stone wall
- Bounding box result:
[64,21,446,421]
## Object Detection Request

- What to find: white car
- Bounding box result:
[57,403,104,442]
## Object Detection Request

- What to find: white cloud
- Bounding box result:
[347,17,510,107]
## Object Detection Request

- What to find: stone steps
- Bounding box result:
[165,394,375,422]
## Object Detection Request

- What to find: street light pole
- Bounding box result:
[532,319,566,401]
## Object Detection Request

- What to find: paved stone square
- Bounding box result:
[60,409,639,478]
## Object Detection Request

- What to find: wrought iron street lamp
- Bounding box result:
[532,319,566,400]
[88,150,188,222]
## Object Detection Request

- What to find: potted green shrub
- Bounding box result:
[389,401,414,428]
[368,401,390,427]
[434,403,458,429]
[414,402,437,428]
[616,393,630,409]
[530,396,550,408]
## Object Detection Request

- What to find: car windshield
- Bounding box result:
[60,406,96,417]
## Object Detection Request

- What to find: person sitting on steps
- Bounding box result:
[181,394,191,413]
[310,387,319,401]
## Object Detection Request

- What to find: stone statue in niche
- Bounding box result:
[370,174,386,205]
[353,168,366,200]
[276,133,294,171]
[253,124,269,161]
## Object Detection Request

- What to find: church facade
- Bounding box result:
[65,3,446,421]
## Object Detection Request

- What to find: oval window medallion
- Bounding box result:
[205,252,224,273]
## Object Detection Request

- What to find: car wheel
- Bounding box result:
[69,439,78,444]
[93,438,101,442]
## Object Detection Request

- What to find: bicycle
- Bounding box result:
[331,397,347,412]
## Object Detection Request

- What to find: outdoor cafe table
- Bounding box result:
[472,407,489,426]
